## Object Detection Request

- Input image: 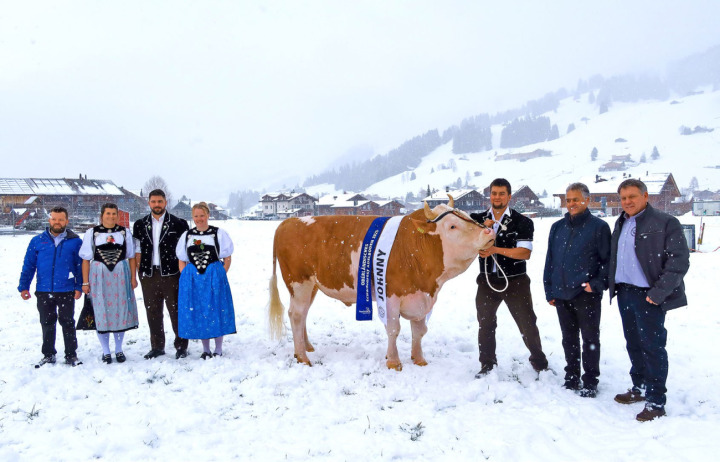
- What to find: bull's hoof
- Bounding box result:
[386,361,403,371]
[293,354,313,367]
[305,344,315,352]
[412,358,428,366]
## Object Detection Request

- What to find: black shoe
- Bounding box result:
[200,352,213,360]
[213,352,222,357]
[563,380,581,391]
[144,349,166,360]
[116,352,126,363]
[176,349,188,359]
[64,355,82,366]
[474,363,495,378]
[35,354,57,368]
[578,387,597,398]
[102,354,112,364]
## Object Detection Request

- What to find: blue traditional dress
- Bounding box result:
[176,226,236,339]
[79,225,139,333]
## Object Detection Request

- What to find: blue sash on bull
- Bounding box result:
[356,217,390,320]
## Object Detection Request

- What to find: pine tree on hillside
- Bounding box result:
[689,177,699,191]
[640,153,647,163]
[651,146,660,160]
[549,124,560,141]
[588,91,595,104]
[591,147,598,161]
[410,172,416,181]
[567,123,575,134]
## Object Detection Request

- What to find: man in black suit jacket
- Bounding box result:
[133,189,190,359]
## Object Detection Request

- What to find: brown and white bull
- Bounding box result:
[268,196,495,370]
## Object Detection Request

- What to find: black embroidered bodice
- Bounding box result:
[93,225,127,272]
[186,226,220,274]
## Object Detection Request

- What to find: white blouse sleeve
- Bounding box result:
[217,228,234,259]
[124,229,135,258]
[175,231,189,262]
[79,228,95,261]
[134,237,142,256]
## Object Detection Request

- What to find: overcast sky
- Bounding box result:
[2,1,719,203]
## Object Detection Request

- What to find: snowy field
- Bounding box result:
[1,216,719,461]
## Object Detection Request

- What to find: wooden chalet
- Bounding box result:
[172,197,230,220]
[424,189,486,213]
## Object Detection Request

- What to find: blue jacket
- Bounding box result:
[543,209,611,301]
[18,228,83,293]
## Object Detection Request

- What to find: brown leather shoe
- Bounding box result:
[614,388,645,404]
[636,404,666,422]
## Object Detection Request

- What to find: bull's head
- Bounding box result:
[420,195,495,254]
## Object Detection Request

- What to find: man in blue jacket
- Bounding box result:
[609,179,689,422]
[544,183,611,398]
[18,207,83,366]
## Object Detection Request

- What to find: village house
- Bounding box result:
[173,197,230,220]
[0,176,147,229]
[259,192,317,218]
[482,184,543,212]
[424,188,487,213]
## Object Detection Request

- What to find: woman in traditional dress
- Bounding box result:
[80,203,139,364]
[176,202,236,359]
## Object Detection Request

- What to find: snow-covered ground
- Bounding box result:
[1,216,719,461]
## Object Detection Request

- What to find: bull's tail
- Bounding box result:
[268,229,286,341]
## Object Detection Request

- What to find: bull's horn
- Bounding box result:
[447,194,455,209]
[424,201,437,220]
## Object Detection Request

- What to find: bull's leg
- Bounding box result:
[303,287,318,352]
[384,313,403,371]
[410,318,429,366]
[288,281,315,366]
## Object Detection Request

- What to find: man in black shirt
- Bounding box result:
[470,178,548,378]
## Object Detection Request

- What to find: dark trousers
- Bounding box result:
[140,271,187,351]
[36,291,77,357]
[476,273,548,371]
[617,284,668,406]
[555,291,602,388]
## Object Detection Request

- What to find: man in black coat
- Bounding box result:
[470,178,548,378]
[543,183,611,398]
[133,189,190,359]
[609,179,689,421]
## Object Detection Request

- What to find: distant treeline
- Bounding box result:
[302,45,720,192]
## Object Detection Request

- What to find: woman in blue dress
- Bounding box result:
[176,202,236,359]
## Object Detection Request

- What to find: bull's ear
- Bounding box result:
[410,217,434,235]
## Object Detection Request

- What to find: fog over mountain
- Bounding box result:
[1,1,720,204]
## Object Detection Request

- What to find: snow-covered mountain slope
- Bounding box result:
[360,89,719,205]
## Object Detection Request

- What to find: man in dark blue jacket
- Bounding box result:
[544,183,611,398]
[609,179,689,422]
[18,207,84,366]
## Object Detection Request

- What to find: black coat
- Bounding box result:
[543,209,611,302]
[608,204,690,311]
[470,208,533,277]
[133,213,190,277]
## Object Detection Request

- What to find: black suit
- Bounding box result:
[133,213,190,351]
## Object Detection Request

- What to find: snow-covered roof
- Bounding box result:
[0,178,124,196]
[317,192,364,205]
[554,173,673,196]
[424,188,477,201]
